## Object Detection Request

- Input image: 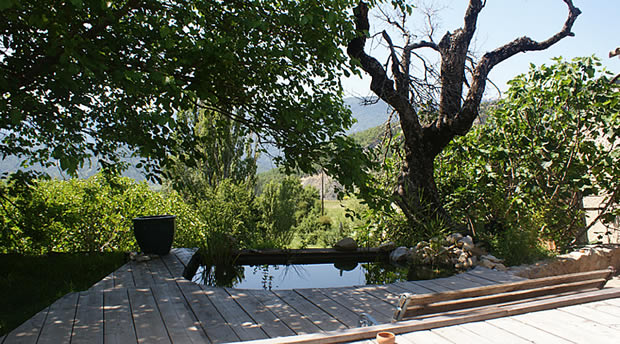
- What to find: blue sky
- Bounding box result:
[342,0,620,99]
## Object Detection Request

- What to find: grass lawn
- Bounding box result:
[0,252,127,336]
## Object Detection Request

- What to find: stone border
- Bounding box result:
[509,244,620,279]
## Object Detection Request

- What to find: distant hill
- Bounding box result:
[1,97,392,179]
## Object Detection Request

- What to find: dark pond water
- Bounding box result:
[190,260,453,290]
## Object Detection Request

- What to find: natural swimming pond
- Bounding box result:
[188,260,454,290]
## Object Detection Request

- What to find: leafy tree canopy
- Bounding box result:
[1,0,362,180]
[437,56,619,252]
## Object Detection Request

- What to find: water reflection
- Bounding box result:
[192,260,454,290]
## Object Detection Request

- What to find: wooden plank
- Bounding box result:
[173,248,197,267]
[319,286,394,323]
[226,288,297,338]
[3,306,49,344]
[582,299,620,317]
[175,279,240,343]
[37,292,79,344]
[248,289,322,335]
[401,269,612,306]
[598,296,620,309]
[459,321,532,344]
[399,329,454,344]
[513,308,620,344]
[401,279,607,319]
[432,325,499,344]
[391,281,436,294]
[161,249,188,277]
[151,282,211,344]
[104,288,136,344]
[294,288,360,328]
[90,272,115,291]
[408,279,453,292]
[557,302,620,327]
[353,284,407,306]
[485,317,573,344]
[128,288,171,344]
[465,267,525,283]
[201,286,268,341]
[113,262,135,288]
[273,289,346,332]
[130,260,156,288]
[146,257,174,285]
[456,271,497,286]
[232,287,620,344]
[71,291,104,344]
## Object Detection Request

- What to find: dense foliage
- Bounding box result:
[0,173,201,253]
[437,57,619,261]
[1,0,368,184]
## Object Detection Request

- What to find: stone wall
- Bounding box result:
[509,244,620,279]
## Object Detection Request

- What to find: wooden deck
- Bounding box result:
[2,248,619,344]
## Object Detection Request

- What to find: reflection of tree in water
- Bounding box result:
[363,263,455,284]
[199,264,245,287]
[255,264,311,290]
[363,263,409,285]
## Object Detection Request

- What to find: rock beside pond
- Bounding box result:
[334,237,358,251]
[390,246,410,263]
[406,232,504,272]
[378,241,396,252]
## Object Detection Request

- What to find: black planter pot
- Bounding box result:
[132,215,176,255]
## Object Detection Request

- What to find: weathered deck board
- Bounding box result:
[293,288,361,328]
[558,301,620,327]
[353,284,408,305]
[248,289,322,335]
[583,299,620,317]
[130,260,156,288]
[459,321,532,344]
[432,324,500,344]
[485,317,573,344]
[399,329,454,344]
[201,286,268,341]
[273,289,347,332]
[161,250,188,277]
[456,271,498,286]
[226,288,297,338]
[128,288,172,344]
[319,286,394,323]
[3,306,49,344]
[104,288,137,344]
[71,291,104,344]
[512,308,620,344]
[8,248,620,344]
[175,279,240,343]
[113,262,135,288]
[391,280,436,294]
[90,271,115,291]
[146,257,175,285]
[466,266,525,283]
[151,282,210,344]
[37,292,79,344]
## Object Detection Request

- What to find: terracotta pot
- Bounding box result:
[376,331,395,344]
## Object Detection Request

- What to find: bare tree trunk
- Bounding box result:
[347,0,581,229]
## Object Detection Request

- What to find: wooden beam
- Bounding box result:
[398,268,613,307]
[401,279,607,319]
